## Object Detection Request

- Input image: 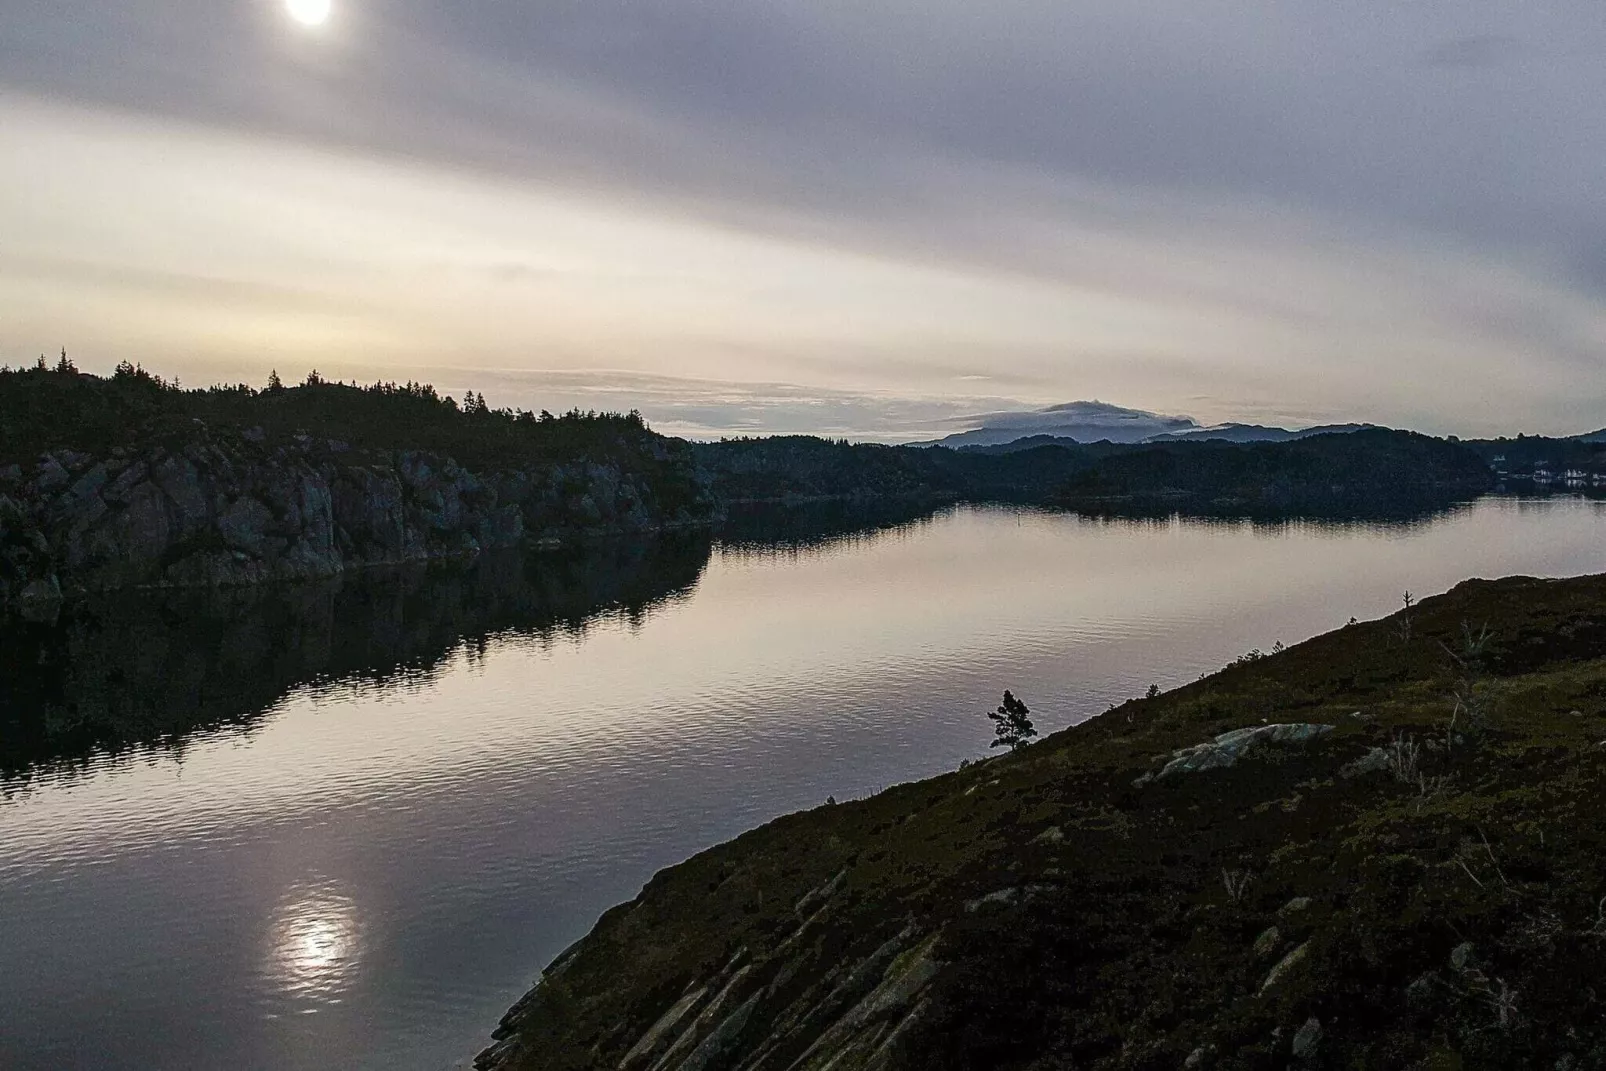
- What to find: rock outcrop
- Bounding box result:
[0,430,712,613]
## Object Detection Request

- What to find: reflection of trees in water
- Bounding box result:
[0,493,1511,783]
[1048,492,1483,530]
[712,493,1482,562]
[713,498,953,560]
[0,534,712,782]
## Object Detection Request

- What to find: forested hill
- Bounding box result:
[693,429,1494,514]
[0,359,684,473]
[0,362,713,610]
[1461,434,1606,475]
[1048,429,1495,514]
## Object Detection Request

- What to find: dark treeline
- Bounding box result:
[0,357,663,470]
[1048,429,1495,516]
[694,429,1497,519]
[1461,433,1606,475]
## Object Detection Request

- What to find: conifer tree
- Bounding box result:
[988,690,1037,751]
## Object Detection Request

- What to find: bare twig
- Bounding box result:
[1478,827,1511,890]
[1454,856,1486,890]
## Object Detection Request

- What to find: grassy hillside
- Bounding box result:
[481,573,1606,1071]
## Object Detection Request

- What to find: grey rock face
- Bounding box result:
[1,435,709,611]
[219,496,275,555]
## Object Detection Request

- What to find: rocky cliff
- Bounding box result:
[0,429,712,614]
[479,575,1606,1070]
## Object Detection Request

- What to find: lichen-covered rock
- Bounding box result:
[1259,941,1310,994]
[1138,723,1335,784]
[1291,1016,1322,1059]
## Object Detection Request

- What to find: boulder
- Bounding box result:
[1151,724,1335,781]
[1291,1017,1322,1059]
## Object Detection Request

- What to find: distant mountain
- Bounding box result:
[920,402,1374,452]
[918,401,1198,448]
[1574,428,1606,443]
[1147,422,1375,445]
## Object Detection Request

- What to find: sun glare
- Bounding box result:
[285,0,331,27]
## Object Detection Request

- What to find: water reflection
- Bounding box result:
[267,881,363,1007]
[0,495,1578,787]
[0,498,959,784]
[0,535,713,784]
[1,497,1603,1071]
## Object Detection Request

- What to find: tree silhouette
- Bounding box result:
[988,690,1037,751]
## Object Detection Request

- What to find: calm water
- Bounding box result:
[3,498,1605,1070]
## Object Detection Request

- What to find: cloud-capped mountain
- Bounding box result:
[919,402,1373,450]
[918,401,1199,448]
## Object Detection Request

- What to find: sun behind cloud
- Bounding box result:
[285,0,331,28]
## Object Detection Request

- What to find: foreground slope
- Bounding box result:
[480,574,1606,1070]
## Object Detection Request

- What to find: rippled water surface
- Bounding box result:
[3,498,1605,1070]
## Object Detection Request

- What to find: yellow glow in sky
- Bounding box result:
[285,0,332,28]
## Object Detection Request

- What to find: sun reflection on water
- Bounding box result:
[267,882,361,1006]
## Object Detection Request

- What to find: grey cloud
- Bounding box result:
[5,0,1606,435]
[369,367,1025,442]
[7,0,1606,272]
[1422,34,1522,68]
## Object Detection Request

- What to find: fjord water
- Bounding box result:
[3,498,1605,1071]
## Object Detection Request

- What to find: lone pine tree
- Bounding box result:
[988,690,1036,751]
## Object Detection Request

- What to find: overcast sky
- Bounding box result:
[2,0,1603,438]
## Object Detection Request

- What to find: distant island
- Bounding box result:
[4,361,1601,613]
[478,573,1606,1070]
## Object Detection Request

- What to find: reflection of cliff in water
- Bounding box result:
[0,535,713,781]
[0,493,1515,782]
